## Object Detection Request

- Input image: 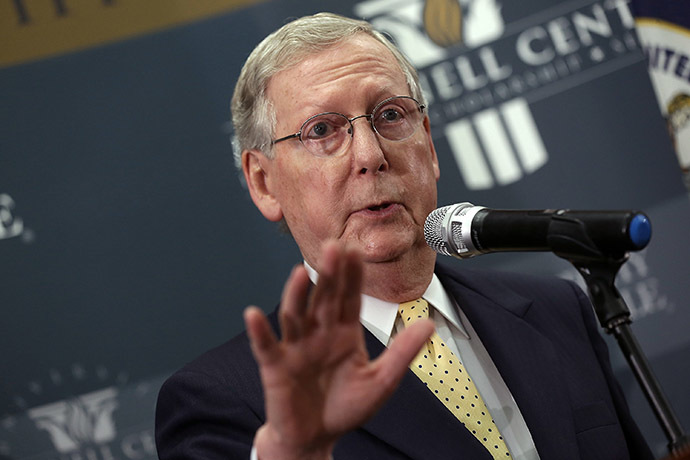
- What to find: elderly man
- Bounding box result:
[155,12,653,460]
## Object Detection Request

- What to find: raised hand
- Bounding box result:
[244,240,434,460]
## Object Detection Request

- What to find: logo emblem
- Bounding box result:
[667,93,690,187]
[27,388,119,453]
[355,0,545,190]
[0,194,25,241]
[355,0,640,190]
[1,367,159,460]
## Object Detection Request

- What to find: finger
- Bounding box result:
[310,240,342,326]
[372,319,434,390]
[325,242,350,325]
[339,246,363,323]
[279,265,311,342]
[244,306,281,366]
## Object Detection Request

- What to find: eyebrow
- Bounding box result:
[302,90,404,119]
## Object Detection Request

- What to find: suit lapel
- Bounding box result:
[435,264,580,460]
[359,320,494,460]
[272,266,581,459]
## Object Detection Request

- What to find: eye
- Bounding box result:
[304,120,335,140]
[381,108,403,122]
[310,121,330,138]
[372,97,422,141]
[301,113,348,141]
[375,104,409,125]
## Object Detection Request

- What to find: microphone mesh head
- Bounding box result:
[424,205,452,256]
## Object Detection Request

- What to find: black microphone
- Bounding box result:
[424,202,652,260]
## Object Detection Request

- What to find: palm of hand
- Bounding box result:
[245,242,433,460]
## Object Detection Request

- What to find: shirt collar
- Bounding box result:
[303,261,468,344]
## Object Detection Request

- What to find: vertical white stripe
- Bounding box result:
[445,119,494,190]
[474,109,522,185]
[501,99,548,173]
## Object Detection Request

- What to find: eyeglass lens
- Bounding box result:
[300,96,422,157]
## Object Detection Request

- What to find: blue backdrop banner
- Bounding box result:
[1,0,688,458]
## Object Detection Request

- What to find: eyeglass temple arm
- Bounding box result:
[272,133,300,145]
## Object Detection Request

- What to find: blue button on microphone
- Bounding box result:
[629,213,652,249]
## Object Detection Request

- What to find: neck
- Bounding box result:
[360,246,437,303]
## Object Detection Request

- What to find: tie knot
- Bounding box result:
[398,298,430,326]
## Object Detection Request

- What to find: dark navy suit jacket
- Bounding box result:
[155,263,653,460]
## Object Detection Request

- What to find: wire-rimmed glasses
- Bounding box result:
[271,95,426,158]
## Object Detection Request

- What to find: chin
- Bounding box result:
[343,218,426,260]
[359,233,419,263]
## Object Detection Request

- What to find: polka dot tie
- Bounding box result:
[398,299,511,459]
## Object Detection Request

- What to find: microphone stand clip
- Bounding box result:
[548,214,690,455]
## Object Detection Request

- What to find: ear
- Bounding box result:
[423,116,441,181]
[242,149,283,222]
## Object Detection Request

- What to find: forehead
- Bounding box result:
[266,34,409,117]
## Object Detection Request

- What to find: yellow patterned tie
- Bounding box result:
[398,299,511,459]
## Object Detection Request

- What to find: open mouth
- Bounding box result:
[367,203,392,211]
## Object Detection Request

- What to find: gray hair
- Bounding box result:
[231,12,426,164]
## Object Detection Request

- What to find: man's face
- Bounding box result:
[244,34,440,272]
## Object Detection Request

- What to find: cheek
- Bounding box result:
[282,165,349,222]
[403,142,439,206]
[404,140,437,179]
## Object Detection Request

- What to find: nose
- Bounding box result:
[349,116,388,175]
